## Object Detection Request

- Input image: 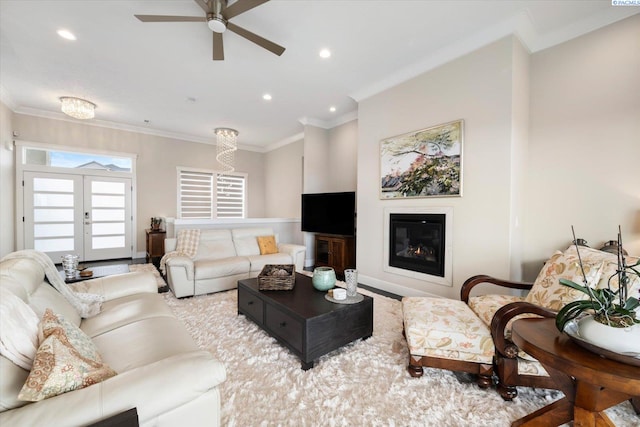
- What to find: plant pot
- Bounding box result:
[577,315,640,355]
[312,267,336,291]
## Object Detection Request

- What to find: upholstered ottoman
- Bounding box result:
[402,297,494,388]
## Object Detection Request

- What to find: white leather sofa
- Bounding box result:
[164,227,306,298]
[0,255,226,426]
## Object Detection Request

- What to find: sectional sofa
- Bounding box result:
[0,254,226,426]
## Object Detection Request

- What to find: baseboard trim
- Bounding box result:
[358,274,445,298]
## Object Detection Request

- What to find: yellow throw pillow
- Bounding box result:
[18,309,116,402]
[257,235,278,255]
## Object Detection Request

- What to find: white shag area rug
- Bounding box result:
[162,286,637,427]
[129,263,166,289]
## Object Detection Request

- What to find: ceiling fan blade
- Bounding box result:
[135,15,206,22]
[224,0,270,19]
[194,0,211,13]
[227,22,285,56]
[213,32,224,60]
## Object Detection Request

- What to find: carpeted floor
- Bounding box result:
[160,282,637,427]
[128,263,167,289]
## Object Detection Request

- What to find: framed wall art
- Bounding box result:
[380,119,463,199]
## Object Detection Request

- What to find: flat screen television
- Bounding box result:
[301,192,356,236]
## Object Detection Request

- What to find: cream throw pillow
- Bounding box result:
[18,309,116,402]
[525,251,603,311]
[0,288,39,370]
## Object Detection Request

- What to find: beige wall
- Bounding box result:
[356,15,639,297]
[523,14,640,278]
[357,36,524,298]
[10,114,266,253]
[302,125,330,193]
[508,38,530,280]
[0,102,14,258]
[328,120,358,192]
[264,139,303,218]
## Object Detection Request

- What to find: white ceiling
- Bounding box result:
[1,1,637,151]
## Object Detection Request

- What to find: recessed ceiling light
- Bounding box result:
[319,48,331,59]
[329,106,336,112]
[57,29,76,41]
[263,93,272,101]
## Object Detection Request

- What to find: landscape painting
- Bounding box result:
[380,120,463,199]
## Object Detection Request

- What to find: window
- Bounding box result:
[178,168,246,219]
[23,147,132,172]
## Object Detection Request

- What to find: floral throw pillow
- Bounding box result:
[524,252,603,311]
[18,309,116,402]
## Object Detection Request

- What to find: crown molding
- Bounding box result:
[350,8,640,102]
[298,110,357,130]
[264,132,305,152]
[10,105,265,152]
[0,85,17,110]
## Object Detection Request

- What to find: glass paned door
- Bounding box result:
[24,172,83,261]
[83,176,132,261]
[23,172,132,262]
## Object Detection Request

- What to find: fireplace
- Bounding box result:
[383,207,453,287]
[389,213,446,277]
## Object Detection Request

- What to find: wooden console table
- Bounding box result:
[145,229,166,267]
[314,234,355,278]
[511,318,640,427]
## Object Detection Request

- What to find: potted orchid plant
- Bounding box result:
[555,228,640,356]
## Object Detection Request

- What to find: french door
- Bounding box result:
[23,172,132,262]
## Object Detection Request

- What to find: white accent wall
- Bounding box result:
[357,36,523,298]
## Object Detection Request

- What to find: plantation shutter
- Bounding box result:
[178,168,246,219]
[216,174,245,218]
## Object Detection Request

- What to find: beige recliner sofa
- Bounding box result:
[164,227,306,298]
[0,255,226,426]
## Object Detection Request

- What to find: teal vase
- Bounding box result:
[312,267,336,291]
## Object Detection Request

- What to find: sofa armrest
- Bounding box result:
[165,256,195,298]
[165,256,194,280]
[0,351,226,427]
[490,301,556,359]
[69,272,158,301]
[278,243,306,272]
[460,274,534,304]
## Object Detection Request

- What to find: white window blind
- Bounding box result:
[178,168,245,219]
[216,174,245,218]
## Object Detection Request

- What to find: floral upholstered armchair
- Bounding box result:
[461,245,634,400]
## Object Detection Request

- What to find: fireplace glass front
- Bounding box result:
[389,213,445,277]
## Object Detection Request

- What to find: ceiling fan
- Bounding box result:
[135,0,285,61]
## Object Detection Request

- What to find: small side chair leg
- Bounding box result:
[408,364,424,378]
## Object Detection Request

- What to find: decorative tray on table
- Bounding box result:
[564,319,640,367]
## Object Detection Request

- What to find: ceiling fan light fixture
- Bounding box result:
[208,15,227,33]
[60,97,96,120]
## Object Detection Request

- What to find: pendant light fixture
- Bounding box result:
[215,128,238,172]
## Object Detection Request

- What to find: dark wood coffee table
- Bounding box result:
[511,318,640,427]
[237,273,373,370]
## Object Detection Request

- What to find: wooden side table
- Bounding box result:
[511,318,640,427]
[145,229,166,267]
